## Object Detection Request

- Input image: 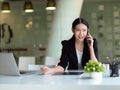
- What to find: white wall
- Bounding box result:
[46,0,84,57]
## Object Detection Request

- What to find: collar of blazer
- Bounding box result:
[62,38,78,65]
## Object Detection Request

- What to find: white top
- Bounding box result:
[76,49,83,69]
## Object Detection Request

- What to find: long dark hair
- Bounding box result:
[70,18,90,68]
[72,18,89,29]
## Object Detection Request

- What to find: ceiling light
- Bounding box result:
[1,2,11,13]
[46,0,56,10]
[24,1,34,13]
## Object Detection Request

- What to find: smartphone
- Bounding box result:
[86,29,91,44]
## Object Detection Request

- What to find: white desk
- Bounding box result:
[0,71,120,90]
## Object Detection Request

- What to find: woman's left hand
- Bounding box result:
[86,33,94,48]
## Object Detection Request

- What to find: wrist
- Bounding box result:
[89,46,94,51]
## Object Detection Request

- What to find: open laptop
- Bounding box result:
[0,53,37,76]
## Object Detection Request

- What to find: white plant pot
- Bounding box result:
[90,72,103,79]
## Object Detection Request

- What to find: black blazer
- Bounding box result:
[58,35,98,70]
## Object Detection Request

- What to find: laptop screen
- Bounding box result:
[0,53,20,76]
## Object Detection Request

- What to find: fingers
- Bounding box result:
[87,33,93,39]
[86,33,94,46]
[41,67,50,75]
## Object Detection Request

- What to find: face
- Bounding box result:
[72,23,88,42]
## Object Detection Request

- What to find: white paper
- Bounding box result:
[114,34,120,39]
[98,5,104,11]
[91,12,97,18]
[114,26,120,33]
[113,11,119,17]
[114,19,119,25]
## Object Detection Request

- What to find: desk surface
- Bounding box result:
[0,71,120,90]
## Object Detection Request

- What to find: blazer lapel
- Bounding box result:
[69,42,78,66]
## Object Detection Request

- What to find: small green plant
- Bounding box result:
[84,60,105,74]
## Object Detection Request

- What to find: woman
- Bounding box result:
[41,18,98,75]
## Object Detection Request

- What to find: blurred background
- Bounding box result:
[0,0,120,64]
